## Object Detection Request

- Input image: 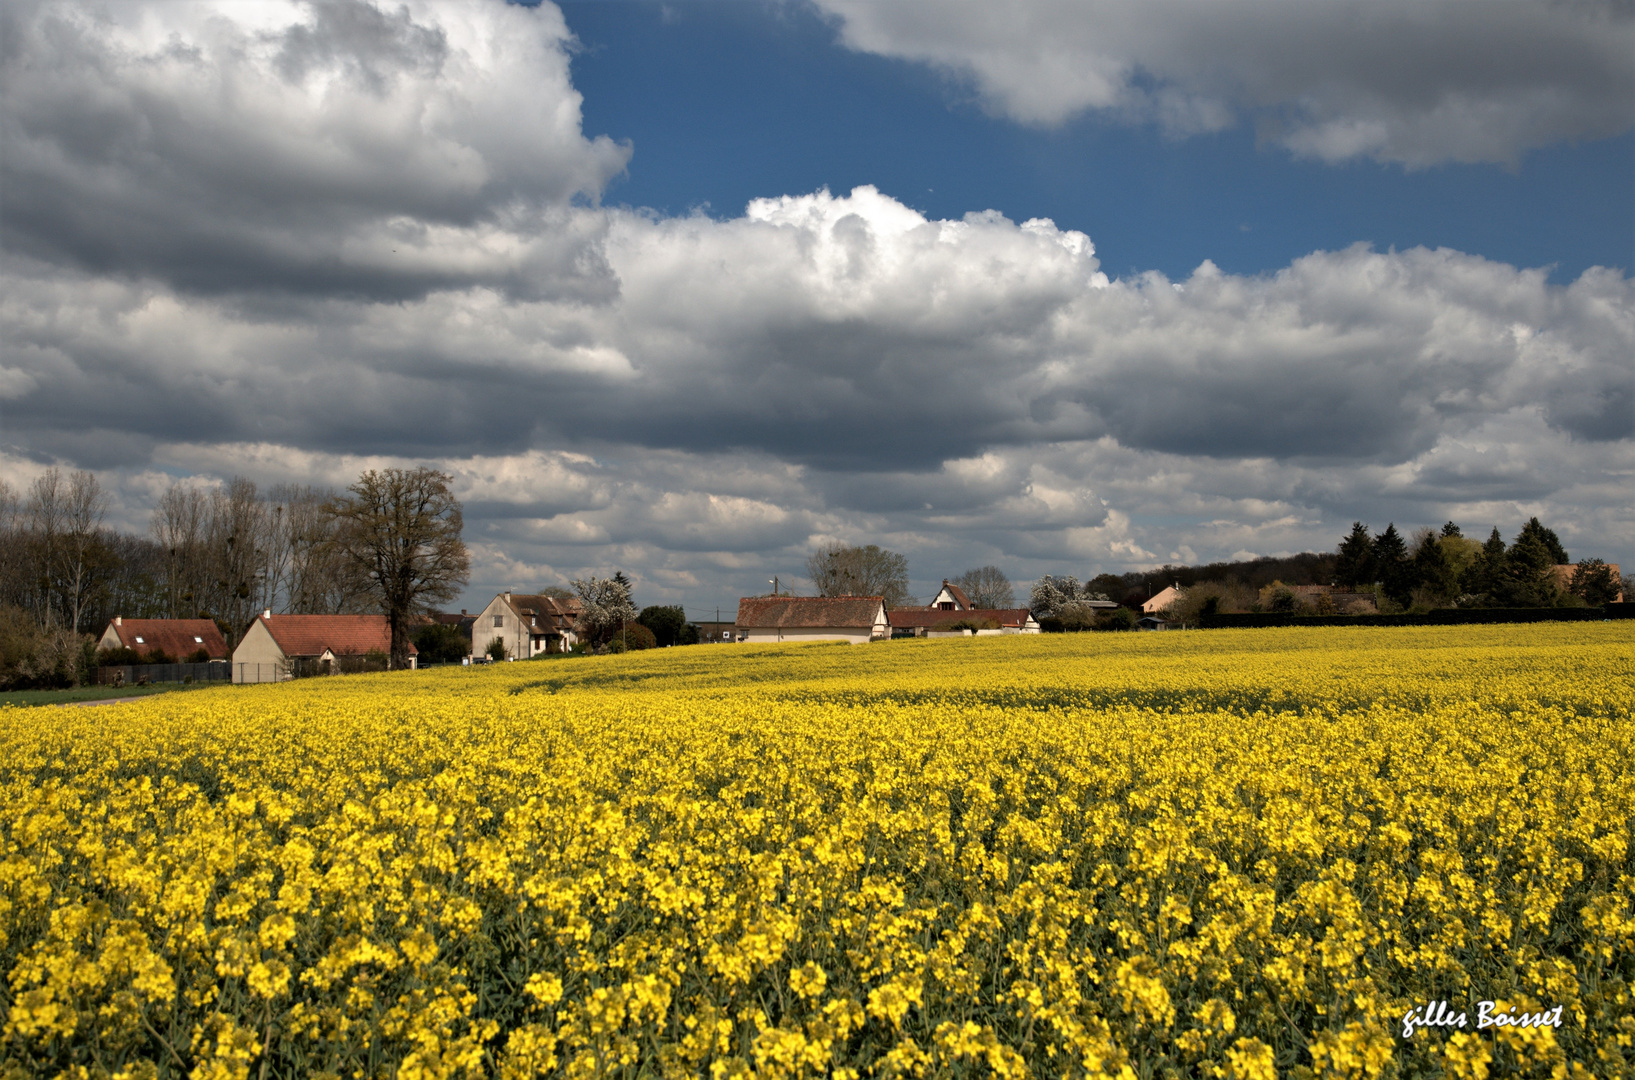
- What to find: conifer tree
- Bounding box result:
[1334,522,1375,588]
[1372,523,1412,606]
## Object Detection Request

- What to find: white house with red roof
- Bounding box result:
[98,617,228,661]
[928,580,972,611]
[231,611,414,683]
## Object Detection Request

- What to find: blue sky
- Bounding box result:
[562,1,1632,285]
[1,0,1631,618]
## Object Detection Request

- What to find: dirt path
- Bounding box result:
[59,696,148,707]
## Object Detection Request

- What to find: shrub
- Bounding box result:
[414,622,472,664]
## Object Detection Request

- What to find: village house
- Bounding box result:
[231,612,413,683]
[886,607,1040,637]
[471,592,583,659]
[927,580,972,610]
[1141,585,1184,615]
[97,617,228,661]
[735,596,888,644]
[1548,563,1623,602]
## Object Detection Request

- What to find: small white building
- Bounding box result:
[232,612,414,683]
[735,596,889,644]
[471,592,582,659]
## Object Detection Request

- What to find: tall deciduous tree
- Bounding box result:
[954,565,1015,609]
[807,545,912,608]
[326,468,470,670]
[153,483,208,619]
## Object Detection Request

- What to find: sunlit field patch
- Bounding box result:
[3,624,1632,1078]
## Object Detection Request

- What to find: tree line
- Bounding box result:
[1,467,468,688]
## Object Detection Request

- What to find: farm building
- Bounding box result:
[735,596,888,644]
[232,612,413,683]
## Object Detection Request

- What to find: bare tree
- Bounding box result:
[270,484,365,614]
[59,470,107,633]
[26,469,65,628]
[152,483,208,619]
[0,479,21,611]
[954,565,1015,609]
[326,468,470,669]
[807,544,912,607]
[206,478,270,647]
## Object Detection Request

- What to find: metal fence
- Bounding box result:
[97,662,232,687]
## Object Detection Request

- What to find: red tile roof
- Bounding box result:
[103,618,228,659]
[257,614,414,658]
[886,608,1034,629]
[736,596,884,628]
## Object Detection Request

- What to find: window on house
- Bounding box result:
[134,636,145,643]
[194,636,204,643]
[493,615,504,627]
[939,602,954,610]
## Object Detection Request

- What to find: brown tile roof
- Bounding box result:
[104,618,228,659]
[505,594,581,633]
[887,608,1034,629]
[257,614,414,658]
[736,596,884,628]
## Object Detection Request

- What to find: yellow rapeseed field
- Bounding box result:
[2,624,1632,1079]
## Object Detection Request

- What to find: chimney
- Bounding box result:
[504,590,511,601]
[263,609,272,620]
[461,609,467,616]
[114,616,122,626]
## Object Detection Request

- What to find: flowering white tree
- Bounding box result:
[572,574,637,646]
[1028,574,1081,618]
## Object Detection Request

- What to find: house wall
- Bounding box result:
[741,626,875,645]
[97,625,122,651]
[472,596,520,659]
[231,620,289,683]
